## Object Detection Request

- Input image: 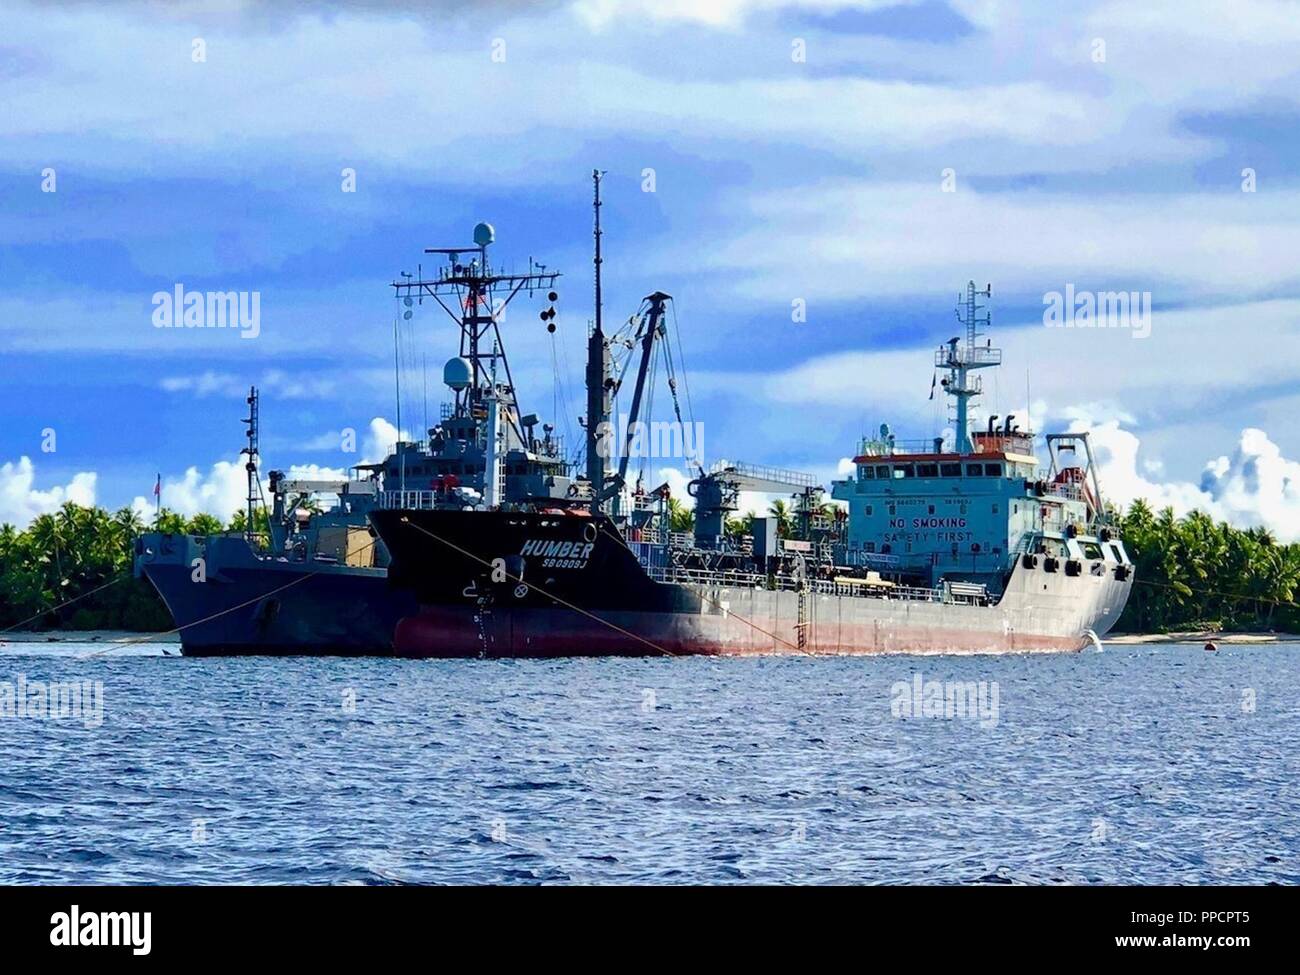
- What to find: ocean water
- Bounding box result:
[0,639,1296,885]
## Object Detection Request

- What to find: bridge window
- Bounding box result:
[917,464,938,478]
[876,465,890,479]
[860,465,875,480]
[894,464,915,479]
[940,463,962,477]
[966,464,983,476]
[984,463,1003,477]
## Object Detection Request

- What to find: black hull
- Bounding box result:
[370,509,1131,658]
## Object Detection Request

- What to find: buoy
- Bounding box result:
[1204,641,1218,652]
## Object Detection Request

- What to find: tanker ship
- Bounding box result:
[367,173,1134,657]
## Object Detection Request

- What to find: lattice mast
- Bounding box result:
[240,386,260,545]
[936,281,1001,453]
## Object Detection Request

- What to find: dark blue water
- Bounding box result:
[0,640,1296,884]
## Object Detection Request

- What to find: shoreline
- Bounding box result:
[1,629,1293,648]
[1105,631,1298,645]
[0,630,180,645]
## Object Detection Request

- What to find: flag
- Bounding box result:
[929,372,937,400]
[153,474,161,498]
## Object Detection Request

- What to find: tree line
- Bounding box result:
[1113,498,1300,634]
[1,498,1297,634]
[0,503,264,632]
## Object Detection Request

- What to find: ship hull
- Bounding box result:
[136,534,417,656]
[372,509,1133,659]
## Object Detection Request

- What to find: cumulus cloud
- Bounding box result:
[362,417,407,464]
[1072,414,1300,541]
[132,459,248,523]
[1201,429,1300,540]
[0,457,97,529]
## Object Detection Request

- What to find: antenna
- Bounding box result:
[593,168,605,338]
[958,280,992,350]
[393,314,404,494]
[937,281,1001,454]
[586,169,614,511]
[391,224,559,447]
[240,386,259,546]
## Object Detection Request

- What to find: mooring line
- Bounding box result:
[5,535,391,658]
[398,516,680,657]
[596,524,813,656]
[77,570,323,658]
[1,574,130,635]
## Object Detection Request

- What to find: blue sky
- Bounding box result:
[3,0,1300,536]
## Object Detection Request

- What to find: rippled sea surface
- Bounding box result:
[0,639,1297,885]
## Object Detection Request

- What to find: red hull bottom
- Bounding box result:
[394,605,1086,658]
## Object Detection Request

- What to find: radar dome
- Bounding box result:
[443,356,473,390]
[473,222,495,247]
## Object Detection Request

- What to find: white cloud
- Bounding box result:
[159,369,337,400]
[573,0,894,29]
[160,371,242,397]
[703,182,1300,304]
[1201,428,1300,541]
[132,459,248,523]
[362,417,409,465]
[0,457,97,528]
[128,459,358,524]
[121,420,403,525]
[1070,414,1300,541]
[703,298,1300,450]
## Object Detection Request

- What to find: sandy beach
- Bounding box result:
[0,630,180,645]
[1106,631,1298,645]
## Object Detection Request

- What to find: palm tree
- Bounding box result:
[768,499,794,539]
[186,513,225,536]
[666,497,694,534]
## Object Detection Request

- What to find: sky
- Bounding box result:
[2,0,1299,537]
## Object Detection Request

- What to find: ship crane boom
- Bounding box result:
[594,291,672,507]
